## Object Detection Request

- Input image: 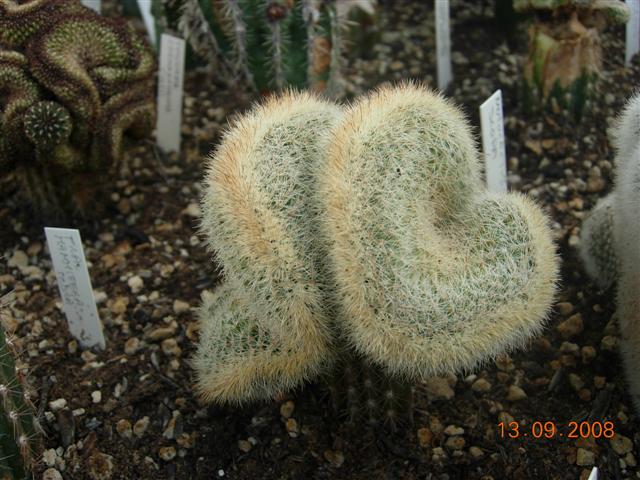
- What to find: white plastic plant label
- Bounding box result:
[435,0,452,91]
[587,467,598,480]
[45,228,105,350]
[626,0,640,66]
[137,0,157,47]
[156,34,186,154]
[480,89,507,193]
[81,0,101,13]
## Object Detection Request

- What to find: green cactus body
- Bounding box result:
[0,299,41,480]
[0,1,156,218]
[194,91,342,404]
[581,94,640,413]
[319,84,558,380]
[515,0,630,119]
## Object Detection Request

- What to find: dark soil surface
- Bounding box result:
[1,1,639,479]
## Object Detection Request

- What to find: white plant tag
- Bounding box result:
[626,0,640,66]
[137,0,157,47]
[435,0,452,91]
[587,467,598,480]
[81,0,101,13]
[480,89,507,193]
[45,228,105,350]
[156,33,186,154]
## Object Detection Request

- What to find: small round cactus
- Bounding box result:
[579,194,618,289]
[23,101,73,150]
[194,91,342,404]
[319,83,559,381]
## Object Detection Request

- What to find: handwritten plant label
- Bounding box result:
[435,0,452,91]
[480,89,507,193]
[45,228,105,350]
[137,0,157,47]
[626,0,640,66]
[81,0,101,13]
[156,33,186,154]
[587,467,598,480]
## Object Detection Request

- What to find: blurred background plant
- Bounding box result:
[514,0,630,120]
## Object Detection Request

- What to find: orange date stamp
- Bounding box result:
[498,421,616,439]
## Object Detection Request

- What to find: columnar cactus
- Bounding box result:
[580,93,640,413]
[196,85,559,410]
[0,0,156,218]
[319,84,558,380]
[0,296,41,480]
[155,0,375,97]
[514,0,630,119]
[194,91,342,404]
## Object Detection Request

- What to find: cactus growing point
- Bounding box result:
[194,91,342,404]
[319,84,559,380]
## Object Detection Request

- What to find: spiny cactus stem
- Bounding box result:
[224,0,255,89]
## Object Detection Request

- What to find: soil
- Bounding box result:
[1,1,639,479]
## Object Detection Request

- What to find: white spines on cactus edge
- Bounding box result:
[612,93,640,413]
[195,91,342,405]
[318,83,559,381]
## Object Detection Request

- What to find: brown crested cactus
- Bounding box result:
[0,0,156,218]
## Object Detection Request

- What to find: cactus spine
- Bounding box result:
[196,85,559,413]
[0,296,41,480]
[580,93,640,413]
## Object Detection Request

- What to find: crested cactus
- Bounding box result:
[579,93,640,413]
[514,0,630,120]
[154,0,376,97]
[0,0,156,218]
[194,91,342,404]
[319,84,559,380]
[196,85,559,413]
[0,295,41,480]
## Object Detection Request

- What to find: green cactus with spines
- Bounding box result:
[195,85,559,422]
[514,0,630,120]
[0,0,156,218]
[320,84,559,381]
[580,93,640,414]
[0,296,42,480]
[152,0,375,97]
[194,91,342,405]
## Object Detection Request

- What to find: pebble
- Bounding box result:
[581,346,596,364]
[183,203,201,218]
[159,446,177,461]
[556,302,574,315]
[432,447,447,463]
[444,425,464,436]
[91,391,102,404]
[506,385,527,402]
[471,378,492,393]
[172,299,190,315]
[280,400,295,419]
[127,276,144,294]
[133,416,150,437]
[568,374,585,392]
[43,449,57,467]
[469,446,484,459]
[610,435,633,455]
[576,448,595,466]
[417,427,433,447]
[124,337,140,355]
[423,376,455,399]
[87,452,114,480]
[48,398,67,412]
[146,321,178,341]
[8,250,28,268]
[116,419,132,439]
[42,468,63,480]
[324,449,345,468]
[444,436,465,450]
[557,314,583,339]
[238,440,252,453]
[285,418,299,437]
[161,338,182,357]
[601,336,618,351]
